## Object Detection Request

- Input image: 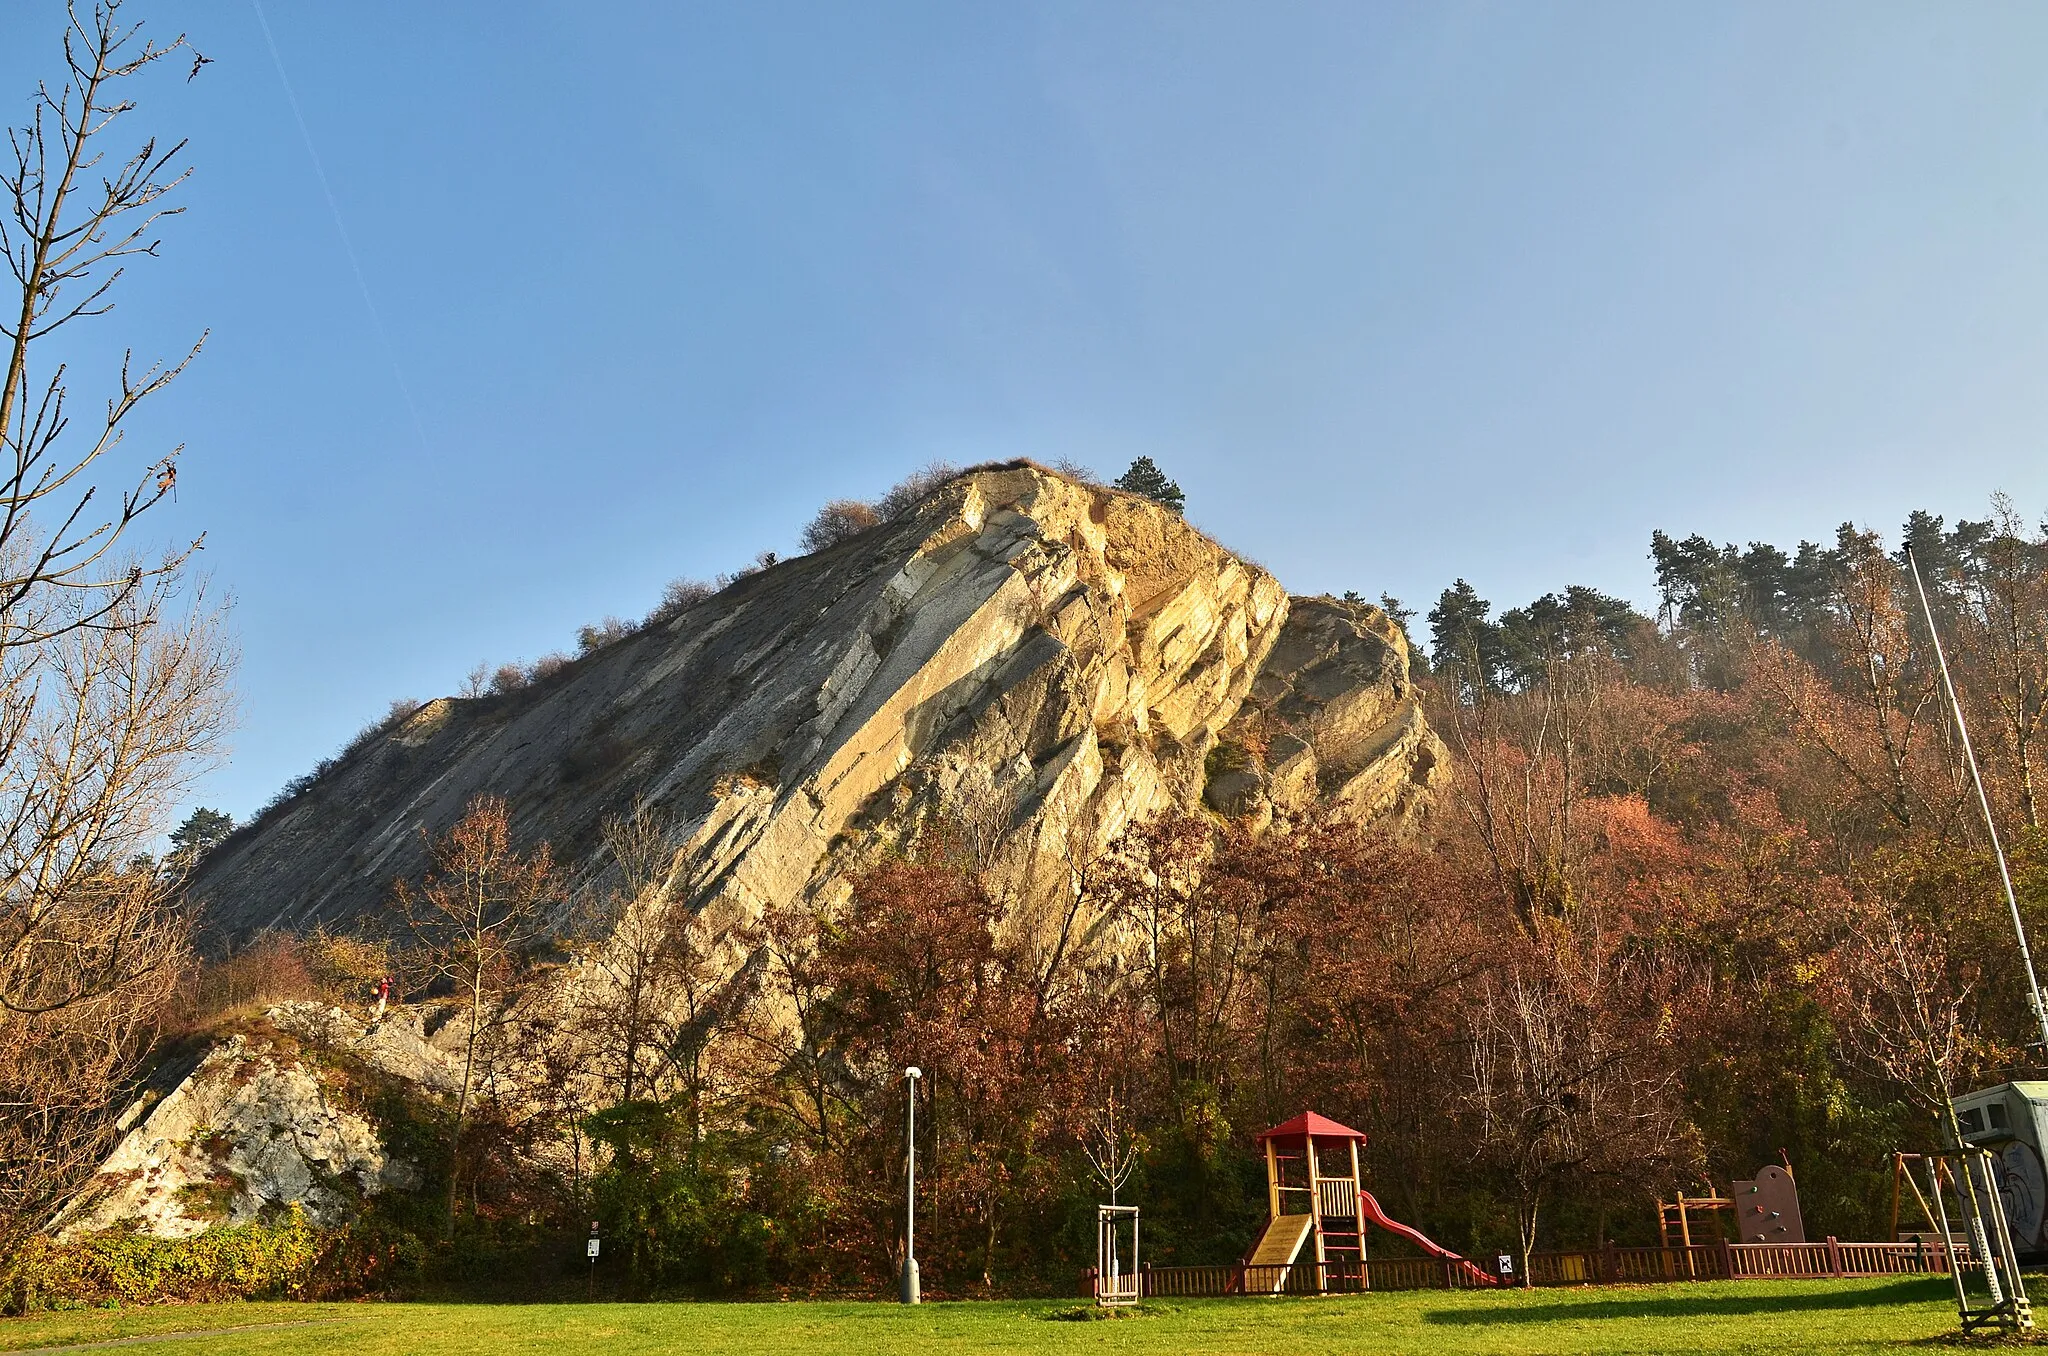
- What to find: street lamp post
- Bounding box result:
[902,1065,922,1305]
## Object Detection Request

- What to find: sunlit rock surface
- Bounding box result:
[74,466,1449,1240]
[190,464,1441,955]
[52,1004,440,1240]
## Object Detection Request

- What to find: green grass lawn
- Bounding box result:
[0,1278,1976,1355]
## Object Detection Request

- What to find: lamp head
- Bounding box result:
[905,1065,922,1080]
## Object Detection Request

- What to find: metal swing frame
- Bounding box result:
[1922,1146,2032,1336]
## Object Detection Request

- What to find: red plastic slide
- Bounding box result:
[1358,1187,1498,1286]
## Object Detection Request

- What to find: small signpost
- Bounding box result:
[1496,1254,1515,1282]
[587,1221,601,1298]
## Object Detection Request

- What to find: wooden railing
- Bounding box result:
[1316,1180,1358,1219]
[1082,1238,1957,1300]
[1528,1239,1957,1286]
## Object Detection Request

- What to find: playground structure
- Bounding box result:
[1092,1110,1495,1302]
[1244,1112,1495,1292]
[1086,1110,1964,1301]
[1660,1163,1805,1249]
[1658,1193,1733,1248]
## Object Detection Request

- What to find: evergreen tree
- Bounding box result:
[1497,586,1647,687]
[1378,594,1429,675]
[1427,580,1503,696]
[1650,530,1741,629]
[1113,457,1185,513]
[167,806,233,871]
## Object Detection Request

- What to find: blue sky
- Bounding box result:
[4,1,2047,823]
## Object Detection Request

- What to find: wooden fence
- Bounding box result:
[1084,1238,1958,1300]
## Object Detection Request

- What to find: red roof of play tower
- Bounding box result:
[1254,1111,1367,1143]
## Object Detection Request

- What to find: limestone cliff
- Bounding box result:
[1204,595,1440,831]
[191,464,1442,954]
[51,1005,440,1240]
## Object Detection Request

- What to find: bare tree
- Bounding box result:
[753,899,843,1153]
[946,761,1020,878]
[1464,941,1694,1281]
[579,803,758,1141]
[392,795,560,1235]
[799,499,880,554]
[1435,636,1635,933]
[581,805,675,1107]
[3,2,204,643]
[1083,1086,1141,1206]
[1820,900,2008,1148]
[0,2,228,1248]
[1752,529,1957,838]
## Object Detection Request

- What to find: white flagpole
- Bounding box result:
[1904,542,2048,1056]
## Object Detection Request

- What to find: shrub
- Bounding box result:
[303,929,394,999]
[528,652,574,684]
[2,1211,322,1314]
[488,663,528,697]
[646,578,714,627]
[875,461,958,520]
[586,1103,775,1294]
[172,932,322,1031]
[800,499,881,553]
[577,617,636,655]
[339,696,427,758]
[244,689,429,832]
[297,1215,430,1300]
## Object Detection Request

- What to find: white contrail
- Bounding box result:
[250,0,430,453]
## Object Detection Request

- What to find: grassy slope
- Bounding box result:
[0,1279,1968,1355]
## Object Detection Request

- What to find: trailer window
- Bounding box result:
[1959,1108,1986,1134]
[1990,1103,2010,1130]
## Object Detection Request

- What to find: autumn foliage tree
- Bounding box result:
[814,861,1053,1291]
[392,795,560,1235]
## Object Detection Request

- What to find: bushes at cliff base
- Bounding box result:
[2,1211,321,1315]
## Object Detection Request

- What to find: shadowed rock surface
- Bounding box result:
[191,465,1442,955]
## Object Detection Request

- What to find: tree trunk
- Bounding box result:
[447,962,483,1238]
[1519,1188,1541,1290]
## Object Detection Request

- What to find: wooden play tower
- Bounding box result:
[1245,1111,1492,1292]
[1253,1112,1369,1277]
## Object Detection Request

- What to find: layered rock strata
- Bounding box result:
[192,465,1440,957]
[1203,595,1441,831]
[72,465,1449,1242]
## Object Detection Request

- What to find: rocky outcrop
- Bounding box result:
[51,1005,443,1239]
[67,465,1449,1242]
[1203,595,1443,831]
[191,464,1440,958]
